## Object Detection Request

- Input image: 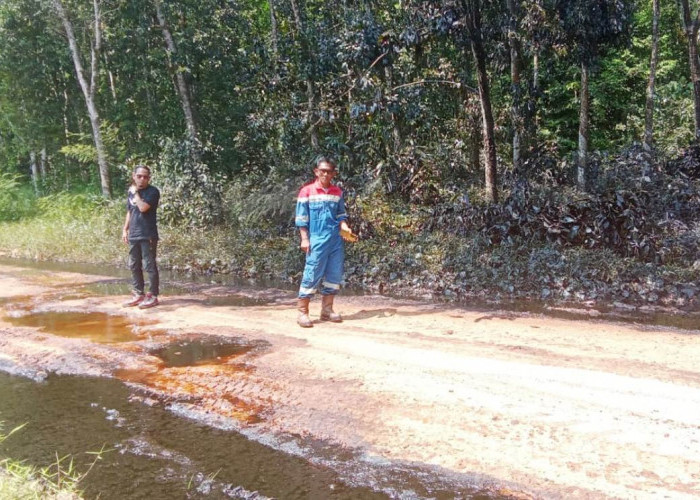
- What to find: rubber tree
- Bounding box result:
[644,0,660,153]
[409,0,499,202]
[289,0,319,149]
[464,0,498,203]
[0,0,69,181]
[153,0,198,140]
[677,0,700,140]
[506,0,525,173]
[52,0,111,197]
[555,0,633,191]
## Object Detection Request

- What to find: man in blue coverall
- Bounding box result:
[295,157,354,328]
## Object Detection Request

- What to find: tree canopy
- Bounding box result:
[0,0,695,205]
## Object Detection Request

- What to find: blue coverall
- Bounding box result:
[295,181,348,299]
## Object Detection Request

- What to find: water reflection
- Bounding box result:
[0,372,390,499]
[151,337,262,367]
[5,311,155,343]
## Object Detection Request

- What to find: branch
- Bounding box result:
[345,51,389,98]
[392,80,477,94]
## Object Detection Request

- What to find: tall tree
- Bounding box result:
[289,0,319,149]
[153,0,198,140]
[556,0,633,190]
[678,0,700,140]
[644,0,660,152]
[507,0,524,173]
[52,0,111,196]
[465,0,498,202]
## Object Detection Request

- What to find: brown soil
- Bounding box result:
[0,263,699,499]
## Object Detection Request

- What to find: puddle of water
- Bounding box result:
[0,372,395,500]
[0,372,508,499]
[150,338,258,367]
[202,295,273,307]
[80,280,193,297]
[5,311,155,343]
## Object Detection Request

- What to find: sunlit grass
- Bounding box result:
[0,422,107,500]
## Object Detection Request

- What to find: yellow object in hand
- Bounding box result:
[340,228,358,242]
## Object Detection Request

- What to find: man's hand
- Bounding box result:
[339,221,357,242]
[299,228,310,254]
[122,228,129,244]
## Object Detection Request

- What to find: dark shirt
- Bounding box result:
[127,185,160,241]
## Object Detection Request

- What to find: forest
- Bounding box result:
[1,0,700,309]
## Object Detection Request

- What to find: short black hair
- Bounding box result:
[133,164,151,175]
[314,156,337,170]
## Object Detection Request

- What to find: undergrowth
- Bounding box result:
[1,145,700,310]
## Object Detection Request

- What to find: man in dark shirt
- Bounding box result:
[122,165,161,308]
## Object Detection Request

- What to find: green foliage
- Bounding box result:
[153,136,225,228]
[222,178,298,232]
[2,0,700,308]
[0,173,35,221]
[35,192,107,221]
[0,195,123,262]
[59,144,97,165]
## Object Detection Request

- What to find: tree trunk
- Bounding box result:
[62,88,70,140]
[30,151,39,194]
[384,63,402,151]
[507,0,523,172]
[104,49,117,103]
[643,0,660,153]
[679,0,700,140]
[532,47,539,130]
[577,62,590,190]
[154,0,198,140]
[269,0,279,66]
[40,148,47,179]
[289,0,302,31]
[52,0,111,197]
[470,100,481,173]
[289,0,319,149]
[467,1,498,203]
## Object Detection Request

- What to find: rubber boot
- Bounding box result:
[297,298,313,328]
[320,294,342,322]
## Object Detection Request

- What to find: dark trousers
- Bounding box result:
[128,239,159,296]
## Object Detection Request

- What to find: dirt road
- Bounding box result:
[1,262,699,499]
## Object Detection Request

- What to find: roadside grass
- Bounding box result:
[0,190,698,307]
[0,423,98,500]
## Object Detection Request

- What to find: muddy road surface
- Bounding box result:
[0,262,699,499]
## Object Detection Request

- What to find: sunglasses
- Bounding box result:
[135,174,150,179]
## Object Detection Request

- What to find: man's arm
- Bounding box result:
[122,210,131,244]
[132,191,152,213]
[295,188,311,254]
[299,227,310,254]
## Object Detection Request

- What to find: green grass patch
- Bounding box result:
[0,423,92,500]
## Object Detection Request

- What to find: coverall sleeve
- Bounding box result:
[295,188,310,228]
[336,193,348,222]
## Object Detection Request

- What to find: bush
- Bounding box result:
[153,136,225,228]
[0,174,36,221]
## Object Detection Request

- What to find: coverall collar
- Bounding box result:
[313,179,333,191]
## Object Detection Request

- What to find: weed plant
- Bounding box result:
[0,194,123,264]
[0,168,698,308]
[0,174,36,221]
[0,423,88,500]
